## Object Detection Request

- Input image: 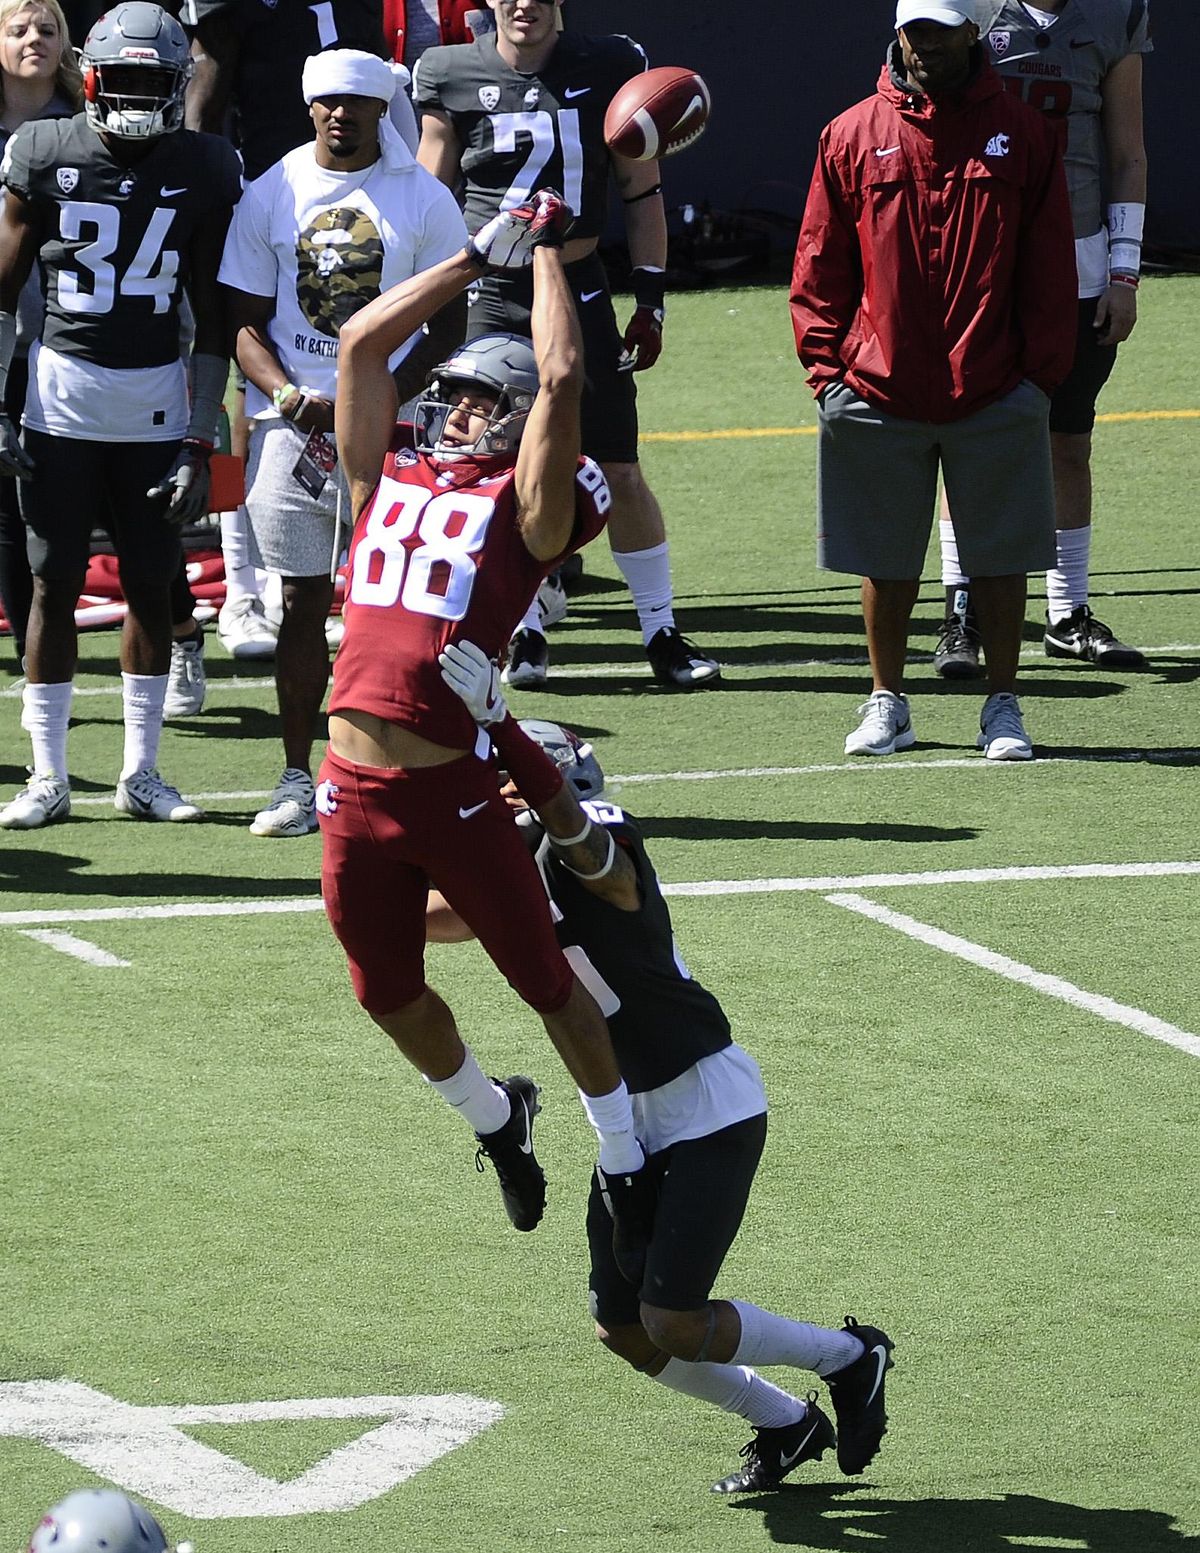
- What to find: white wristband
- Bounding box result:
[1107,202,1145,243]
[1109,242,1142,276]
[562,827,617,881]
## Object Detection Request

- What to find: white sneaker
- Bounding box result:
[844,691,915,756]
[537,572,568,628]
[0,771,70,830]
[250,768,317,837]
[164,631,206,718]
[115,768,203,822]
[325,614,345,650]
[977,692,1033,760]
[217,594,277,660]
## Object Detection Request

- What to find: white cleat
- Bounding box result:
[115,768,203,822]
[536,572,568,628]
[164,631,206,718]
[217,594,277,660]
[250,768,318,837]
[0,772,71,830]
[977,692,1033,761]
[325,614,345,651]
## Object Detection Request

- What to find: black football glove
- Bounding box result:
[0,411,35,480]
[147,438,213,527]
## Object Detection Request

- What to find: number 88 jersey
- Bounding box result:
[1,113,241,369]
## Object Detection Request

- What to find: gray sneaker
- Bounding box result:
[844,691,915,756]
[164,631,206,719]
[250,768,317,837]
[115,768,202,821]
[977,692,1033,760]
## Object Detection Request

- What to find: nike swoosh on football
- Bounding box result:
[160,186,187,197]
[580,288,604,302]
[864,1345,889,1407]
[778,1418,819,1470]
[458,800,488,819]
[564,86,590,99]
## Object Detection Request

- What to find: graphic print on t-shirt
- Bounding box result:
[296,205,385,336]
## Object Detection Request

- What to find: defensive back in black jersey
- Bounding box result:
[182,0,387,180]
[536,803,732,1095]
[2,114,241,369]
[413,31,646,239]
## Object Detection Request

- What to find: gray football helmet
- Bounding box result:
[414,333,539,459]
[82,3,192,139]
[518,718,606,802]
[28,1489,170,1553]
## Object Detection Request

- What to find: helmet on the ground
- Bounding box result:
[414,333,539,459]
[28,1489,169,1553]
[518,718,606,801]
[82,4,192,139]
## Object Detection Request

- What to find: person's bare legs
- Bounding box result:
[969,572,1027,695]
[862,576,921,693]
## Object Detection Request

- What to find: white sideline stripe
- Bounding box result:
[824,891,1200,1059]
[3,641,1198,699]
[18,929,130,967]
[1,859,1197,927]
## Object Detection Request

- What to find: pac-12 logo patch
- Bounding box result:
[56,167,78,194]
[988,29,1012,55]
[478,85,501,111]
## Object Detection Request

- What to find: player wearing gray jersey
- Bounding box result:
[936,0,1151,676]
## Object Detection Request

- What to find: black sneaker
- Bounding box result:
[646,627,721,689]
[502,628,549,688]
[825,1316,894,1476]
[596,1161,657,1286]
[933,586,983,679]
[711,1395,836,1494]
[558,553,585,592]
[474,1076,545,1232]
[1044,605,1146,668]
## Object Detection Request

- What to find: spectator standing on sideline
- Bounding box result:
[790,0,1076,762]
[0,1,239,831]
[218,49,468,838]
[384,0,488,73]
[431,641,898,1493]
[414,0,721,690]
[0,0,79,673]
[934,0,1152,677]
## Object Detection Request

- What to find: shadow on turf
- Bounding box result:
[728,1483,1200,1551]
[0,847,318,897]
[642,817,978,844]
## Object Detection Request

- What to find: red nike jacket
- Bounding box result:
[790,53,1076,424]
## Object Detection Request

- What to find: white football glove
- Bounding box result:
[0,411,34,480]
[147,440,212,527]
[467,189,571,272]
[438,639,508,725]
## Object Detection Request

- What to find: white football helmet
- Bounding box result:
[518,718,606,801]
[28,1489,171,1553]
[82,3,192,139]
[414,334,539,459]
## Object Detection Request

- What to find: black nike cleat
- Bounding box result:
[474,1076,545,1231]
[711,1394,836,1494]
[646,626,721,689]
[1043,606,1146,669]
[596,1161,657,1286]
[825,1316,894,1475]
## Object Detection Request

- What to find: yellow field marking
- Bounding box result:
[642,408,1200,444]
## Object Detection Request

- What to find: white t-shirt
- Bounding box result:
[219,141,467,418]
[24,341,187,441]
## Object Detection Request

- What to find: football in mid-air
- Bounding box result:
[603,66,711,161]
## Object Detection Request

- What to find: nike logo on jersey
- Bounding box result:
[1069,38,1095,47]
[160,186,187,197]
[458,800,488,819]
[580,289,604,302]
[564,86,591,99]
[778,1417,820,1471]
[874,146,900,157]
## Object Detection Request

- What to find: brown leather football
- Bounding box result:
[603,66,711,162]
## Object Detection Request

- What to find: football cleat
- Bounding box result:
[1043,606,1146,669]
[537,571,569,629]
[646,626,720,689]
[977,691,1033,761]
[475,1076,545,1231]
[711,1395,837,1494]
[163,629,206,719]
[596,1160,657,1287]
[825,1316,894,1476]
[217,594,277,660]
[0,771,70,830]
[250,768,318,837]
[114,768,202,822]
[502,627,549,688]
[844,691,915,756]
[29,1488,169,1553]
[932,606,982,680]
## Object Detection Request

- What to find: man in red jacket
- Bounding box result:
[791,0,1076,761]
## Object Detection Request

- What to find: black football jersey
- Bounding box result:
[2,115,242,369]
[181,0,387,180]
[536,804,732,1096]
[413,31,647,239]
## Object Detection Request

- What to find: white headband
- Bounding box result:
[301,49,396,106]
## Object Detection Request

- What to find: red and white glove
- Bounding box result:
[618,266,666,372]
[438,639,508,725]
[468,188,572,272]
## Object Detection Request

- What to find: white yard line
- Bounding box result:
[18,930,130,967]
[824,891,1200,1059]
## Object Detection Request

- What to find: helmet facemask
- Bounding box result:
[84,58,190,138]
[414,375,532,460]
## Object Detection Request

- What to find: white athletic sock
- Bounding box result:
[611,543,674,644]
[20,681,72,779]
[1046,526,1091,621]
[653,1357,808,1429]
[939,518,968,588]
[428,1046,510,1135]
[516,595,541,635]
[578,1081,644,1174]
[729,1301,864,1378]
[220,506,266,603]
[120,673,167,779]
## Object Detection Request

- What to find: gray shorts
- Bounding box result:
[816,379,1056,579]
[244,417,350,578]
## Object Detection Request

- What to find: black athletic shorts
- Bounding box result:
[1049,298,1119,436]
[588,1112,768,1323]
[468,252,639,465]
[20,430,184,587]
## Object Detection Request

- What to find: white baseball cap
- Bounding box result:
[895,2,973,27]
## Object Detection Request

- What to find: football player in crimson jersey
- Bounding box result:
[0,1,241,831]
[427,642,898,1492]
[414,0,721,691]
[319,188,656,1260]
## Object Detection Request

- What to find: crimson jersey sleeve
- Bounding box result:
[329,441,609,746]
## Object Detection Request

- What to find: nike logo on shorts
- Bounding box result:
[564,87,590,99]
[458,800,488,819]
[580,289,604,302]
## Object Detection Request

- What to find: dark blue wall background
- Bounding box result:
[571,1,1197,254]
